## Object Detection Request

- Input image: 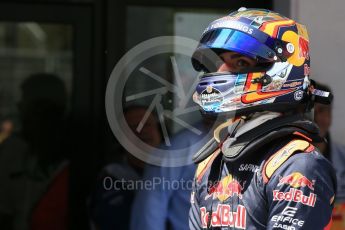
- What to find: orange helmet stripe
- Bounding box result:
[260,19,295,38]
[241,73,293,104]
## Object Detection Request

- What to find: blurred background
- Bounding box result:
[0,0,344,229]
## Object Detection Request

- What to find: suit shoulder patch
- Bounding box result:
[262,139,312,183]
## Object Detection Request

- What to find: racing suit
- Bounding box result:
[189,114,336,230]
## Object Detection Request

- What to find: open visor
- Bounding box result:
[192,28,277,71]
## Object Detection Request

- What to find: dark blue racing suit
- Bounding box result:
[189,115,336,230]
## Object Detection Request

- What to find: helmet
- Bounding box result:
[192,8,312,116]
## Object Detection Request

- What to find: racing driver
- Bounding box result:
[189,8,336,230]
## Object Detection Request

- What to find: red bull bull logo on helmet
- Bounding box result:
[205,175,243,201]
[278,172,315,190]
[298,36,309,60]
[200,204,246,229]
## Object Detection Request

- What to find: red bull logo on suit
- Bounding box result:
[200,204,246,229]
[205,175,243,201]
[278,172,315,190]
[274,172,317,207]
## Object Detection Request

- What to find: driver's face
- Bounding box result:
[216,51,258,73]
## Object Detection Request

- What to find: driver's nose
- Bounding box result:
[217,63,235,72]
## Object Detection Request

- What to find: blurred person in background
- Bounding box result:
[313,82,345,228]
[0,117,14,144]
[313,83,333,159]
[0,73,70,230]
[130,116,215,230]
[313,82,345,200]
[89,105,162,230]
[0,116,27,230]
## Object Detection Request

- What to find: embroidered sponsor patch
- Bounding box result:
[238,164,259,173]
[278,172,315,190]
[271,206,305,229]
[205,175,243,201]
[272,188,317,207]
[200,204,246,229]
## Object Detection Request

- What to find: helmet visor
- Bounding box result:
[193,28,276,69]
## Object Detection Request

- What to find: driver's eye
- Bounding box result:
[236,59,250,68]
